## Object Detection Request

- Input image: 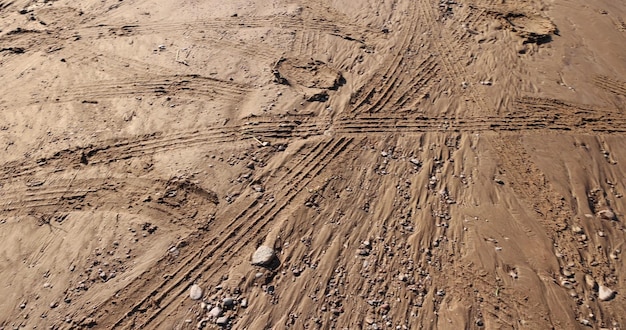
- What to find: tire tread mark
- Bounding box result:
[95,138,353,328]
[594,75,626,96]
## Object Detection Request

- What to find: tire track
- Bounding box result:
[366,53,442,113]
[350,1,421,114]
[292,29,321,57]
[512,96,620,115]
[71,41,176,77]
[0,177,218,221]
[141,138,355,329]
[189,35,281,63]
[0,116,325,183]
[594,75,626,97]
[92,137,355,328]
[78,15,367,40]
[450,5,490,43]
[334,101,626,133]
[45,75,250,103]
[416,0,491,114]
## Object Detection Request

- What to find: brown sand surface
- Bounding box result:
[1,0,626,329]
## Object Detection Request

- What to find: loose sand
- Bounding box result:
[1,0,626,328]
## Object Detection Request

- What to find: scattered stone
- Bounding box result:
[189,284,203,300]
[223,297,235,308]
[81,318,97,327]
[251,245,276,266]
[599,285,616,301]
[216,316,229,326]
[585,275,597,290]
[572,225,584,234]
[197,318,209,329]
[560,279,573,289]
[598,209,616,221]
[209,306,223,318]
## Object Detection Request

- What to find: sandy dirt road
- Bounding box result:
[1,0,626,329]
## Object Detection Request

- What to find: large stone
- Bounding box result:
[189,284,203,300]
[599,285,616,301]
[216,316,229,326]
[251,245,276,266]
[598,209,616,221]
[209,306,222,318]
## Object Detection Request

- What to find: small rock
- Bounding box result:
[50,301,58,309]
[81,318,97,327]
[365,316,375,325]
[598,285,616,301]
[572,225,584,234]
[189,284,203,300]
[197,318,209,329]
[251,245,276,266]
[216,316,229,326]
[598,209,616,221]
[240,298,248,308]
[560,279,573,289]
[380,303,390,313]
[209,306,222,318]
[585,275,597,290]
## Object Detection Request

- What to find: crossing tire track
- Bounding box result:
[91,137,354,328]
[350,1,421,113]
[0,116,325,183]
[376,54,441,112]
[417,0,491,113]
